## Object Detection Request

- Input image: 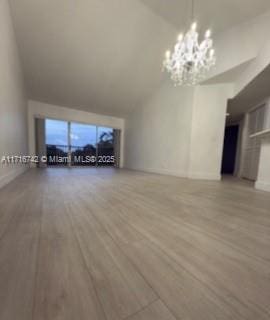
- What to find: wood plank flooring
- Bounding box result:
[0,168,269,320]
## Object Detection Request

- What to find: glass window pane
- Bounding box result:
[70,122,97,166]
[45,119,69,166]
[97,127,114,166]
[45,119,68,146]
[97,127,114,145]
[70,122,96,147]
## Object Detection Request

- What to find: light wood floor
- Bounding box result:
[0,168,270,320]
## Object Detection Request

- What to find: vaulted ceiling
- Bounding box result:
[9,0,270,117]
[228,64,270,119]
[141,0,270,34]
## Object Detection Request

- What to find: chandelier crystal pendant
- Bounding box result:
[163,0,216,86]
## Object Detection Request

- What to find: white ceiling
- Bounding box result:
[9,0,270,117]
[202,60,253,86]
[140,0,270,34]
[228,65,270,120]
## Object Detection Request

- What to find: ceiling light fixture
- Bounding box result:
[163,0,216,86]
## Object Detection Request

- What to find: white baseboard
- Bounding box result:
[0,166,28,189]
[124,166,222,181]
[124,166,187,178]
[255,180,270,192]
[188,172,221,181]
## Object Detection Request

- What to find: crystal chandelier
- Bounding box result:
[163,0,216,86]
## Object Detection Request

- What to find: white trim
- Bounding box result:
[250,128,270,139]
[247,99,269,113]
[255,180,270,192]
[188,172,221,181]
[0,166,28,189]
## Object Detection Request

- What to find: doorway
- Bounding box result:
[221,125,239,175]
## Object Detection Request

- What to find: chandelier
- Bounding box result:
[163,0,216,86]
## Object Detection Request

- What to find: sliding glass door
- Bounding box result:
[45,119,118,167]
[70,122,97,166]
[45,119,69,166]
[97,127,114,167]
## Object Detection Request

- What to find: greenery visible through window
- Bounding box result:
[45,119,115,166]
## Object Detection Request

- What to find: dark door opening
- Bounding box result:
[221,125,239,175]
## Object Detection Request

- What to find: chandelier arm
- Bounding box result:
[162,0,216,86]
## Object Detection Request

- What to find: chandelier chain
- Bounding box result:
[191,0,194,22]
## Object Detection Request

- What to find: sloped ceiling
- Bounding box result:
[202,61,254,86]
[9,0,270,117]
[228,64,270,120]
[140,0,270,34]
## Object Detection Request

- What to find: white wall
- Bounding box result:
[0,0,28,188]
[188,84,234,180]
[255,138,270,192]
[123,11,270,181]
[124,81,194,177]
[28,100,125,167]
[124,81,233,180]
[234,36,270,96]
[235,99,270,191]
[207,11,270,83]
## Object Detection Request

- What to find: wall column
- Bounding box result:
[188,83,233,180]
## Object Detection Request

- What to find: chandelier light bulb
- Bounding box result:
[163,21,216,86]
[165,50,171,59]
[191,22,197,31]
[205,29,211,38]
[178,33,183,42]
